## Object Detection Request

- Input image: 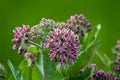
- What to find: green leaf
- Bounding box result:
[17,71,23,80]
[69,68,94,80]
[79,68,94,80]
[8,60,23,80]
[81,24,101,54]
[8,60,17,80]
[34,54,44,80]
[27,45,39,54]
[29,40,42,49]
[35,53,62,80]
[21,67,31,80]
[32,64,44,80]
[56,64,62,74]
[112,48,119,55]
[18,59,29,69]
[44,58,62,80]
[96,52,111,69]
[7,74,14,80]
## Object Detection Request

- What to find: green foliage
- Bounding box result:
[27,46,39,54]
[69,68,94,80]
[0,63,7,80]
[8,60,23,80]
[35,54,44,80]
[112,48,119,55]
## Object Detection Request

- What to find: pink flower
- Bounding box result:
[45,28,80,65]
[66,14,91,36]
[23,25,30,32]
[12,25,30,54]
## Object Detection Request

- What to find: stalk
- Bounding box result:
[29,40,42,48]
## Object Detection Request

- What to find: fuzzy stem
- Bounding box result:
[29,40,42,48]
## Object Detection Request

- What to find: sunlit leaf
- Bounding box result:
[27,45,39,54]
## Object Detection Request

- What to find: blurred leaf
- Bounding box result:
[35,53,62,80]
[78,68,94,80]
[27,46,39,54]
[0,63,7,80]
[69,68,94,80]
[32,64,43,80]
[96,52,111,69]
[8,60,17,80]
[7,74,14,80]
[44,58,62,80]
[56,64,62,73]
[35,54,44,80]
[21,67,31,80]
[40,48,50,57]
[8,60,23,80]
[17,71,23,80]
[112,48,119,55]
[18,59,29,70]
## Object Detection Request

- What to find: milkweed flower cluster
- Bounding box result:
[66,14,91,36]
[80,64,119,80]
[12,14,91,65]
[113,40,120,71]
[80,64,96,73]
[45,28,80,65]
[25,52,37,66]
[114,40,120,51]
[29,18,56,40]
[29,25,42,40]
[11,14,120,80]
[40,18,56,29]
[115,54,120,71]
[93,70,118,80]
[12,25,30,54]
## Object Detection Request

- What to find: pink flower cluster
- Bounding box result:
[12,25,30,54]
[115,54,120,71]
[93,70,118,80]
[66,14,91,36]
[45,28,80,65]
[25,52,37,66]
[114,40,120,50]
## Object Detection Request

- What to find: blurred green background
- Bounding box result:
[0,0,120,76]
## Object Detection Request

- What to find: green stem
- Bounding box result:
[29,40,42,49]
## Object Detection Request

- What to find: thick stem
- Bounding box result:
[29,40,42,48]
